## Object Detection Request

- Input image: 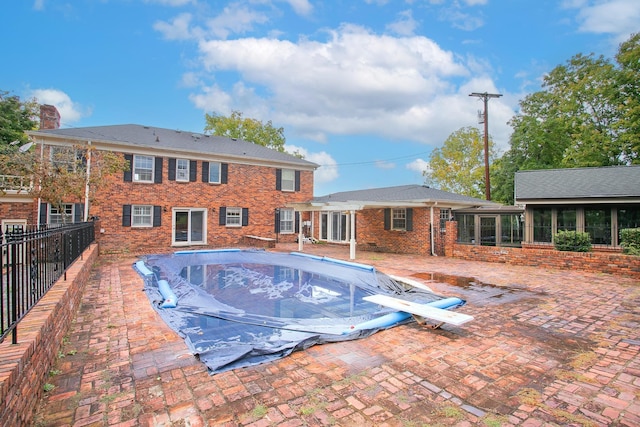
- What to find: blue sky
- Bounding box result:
[2,1,638,196]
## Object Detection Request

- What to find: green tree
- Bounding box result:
[424,126,495,199]
[204,110,286,152]
[0,90,39,150]
[492,33,640,204]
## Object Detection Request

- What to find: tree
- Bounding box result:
[30,146,129,221]
[204,111,286,152]
[423,126,495,199]
[0,90,39,150]
[491,33,640,204]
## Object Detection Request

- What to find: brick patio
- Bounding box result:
[31,244,640,426]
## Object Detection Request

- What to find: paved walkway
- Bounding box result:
[33,244,640,426]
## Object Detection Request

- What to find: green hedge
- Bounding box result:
[620,228,640,256]
[554,230,592,252]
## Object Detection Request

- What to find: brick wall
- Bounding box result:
[89,154,313,254]
[446,221,640,279]
[0,244,98,427]
[0,201,37,225]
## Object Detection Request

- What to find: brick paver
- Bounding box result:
[32,244,640,426]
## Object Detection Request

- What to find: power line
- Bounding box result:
[317,150,432,167]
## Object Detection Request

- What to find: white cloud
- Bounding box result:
[570,0,640,42]
[386,10,419,36]
[29,88,88,124]
[205,4,269,39]
[33,0,45,11]
[154,13,196,40]
[190,24,499,148]
[406,158,430,173]
[282,0,313,16]
[285,144,339,184]
[375,160,396,170]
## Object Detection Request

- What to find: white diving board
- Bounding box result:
[363,294,474,326]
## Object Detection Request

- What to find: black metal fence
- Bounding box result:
[1,222,95,344]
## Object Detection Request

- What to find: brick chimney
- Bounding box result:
[39,104,60,130]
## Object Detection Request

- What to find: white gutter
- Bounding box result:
[36,139,44,226]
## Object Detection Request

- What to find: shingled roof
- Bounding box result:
[28,124,317,169]
[312,184,496,208]
[515,166,640,201]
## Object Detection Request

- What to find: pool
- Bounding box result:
[134,249,466,374]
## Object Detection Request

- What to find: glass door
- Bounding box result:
[173,209,206,245]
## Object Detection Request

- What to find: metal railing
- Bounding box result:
[1,222,95,344]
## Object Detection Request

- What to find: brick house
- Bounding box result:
[288,185,495,258]
[16,124,317,254]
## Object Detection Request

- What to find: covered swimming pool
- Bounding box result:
[134,249,468,374]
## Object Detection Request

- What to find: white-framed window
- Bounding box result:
[440,208,452,232]
[133,155,154,182]
[176,159,189,182]
[281,169,295,192]
[280,208,294,233]
[51,146,81,172]
[225,207,242,227]
[208,161,221,184]
[392,209,407,231]
[173,208,207,245]
[49,204,73,224]
[132,205,153,227]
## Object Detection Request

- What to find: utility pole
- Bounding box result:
[469,92,502,201]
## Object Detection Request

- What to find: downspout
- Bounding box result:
[430,204,437,256]
[36,139,44,227]
[83,141,92,221]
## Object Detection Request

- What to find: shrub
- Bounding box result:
[554,230,592,252]
[620,228,640,256]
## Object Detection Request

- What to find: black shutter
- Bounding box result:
[295,171,301,192]
[406,208,413,231]
[384,208,391,230]
[242,208,249,226]
[124,154,133,182]
[275,169,282,190]
[168,158,176,181]
[189,160,197,182]
[122,205,132,227]
[295,211,300,232]
[154,157,163,183]
[219,207,226,225]
[274,210,281,233]
[153,206,162,227]
[221,163,228,184]
[40,202,48,225]
[74,203,84,223]
[202,161,209,183]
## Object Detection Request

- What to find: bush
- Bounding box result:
[554,230,592,252]
[620,228,640,256]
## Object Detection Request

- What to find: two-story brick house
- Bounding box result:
[23,124,317,254]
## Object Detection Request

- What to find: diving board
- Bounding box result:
[363,294,474,326]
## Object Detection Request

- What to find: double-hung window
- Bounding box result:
[51,146,81,172]
[176,159,189,182]
[280,169,295,192]
[392,209,407,230]
[280,208,294,233]
[50,204,73,224]
[133,155,154,182]
[209,162,221,184]
[132,205,153,227]
[225,207,242,227]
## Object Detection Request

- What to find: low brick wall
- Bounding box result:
[452,243,640,279]
[0,243,98,427]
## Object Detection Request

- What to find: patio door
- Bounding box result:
[480,216,497,246]
[173,209,206,245]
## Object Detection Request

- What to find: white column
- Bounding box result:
[349,210,356,259]
[298,211,304,252]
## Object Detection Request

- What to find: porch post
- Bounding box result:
[349,210,356,259]
[298,211,304,252]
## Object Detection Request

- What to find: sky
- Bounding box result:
[2,1,639,196]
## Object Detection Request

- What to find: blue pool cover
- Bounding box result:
[134,249,465,374]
